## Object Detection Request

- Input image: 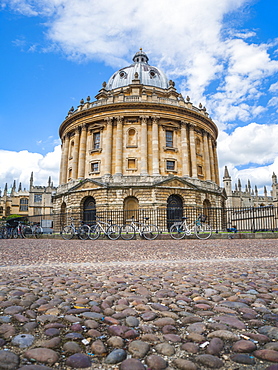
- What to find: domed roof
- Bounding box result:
[107,50,169,90]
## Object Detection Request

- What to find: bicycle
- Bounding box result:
[88,216,121,240]
[21,222,43,239]
[0,223,14,239]
[120,216,159,240]
[12,221,27,239]
[61,218,90,240]
[170,214,212,240]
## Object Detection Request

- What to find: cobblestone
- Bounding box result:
[0,238,277,369]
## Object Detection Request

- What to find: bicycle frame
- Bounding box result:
[177,220,197,236]
[95,219,110,235]
[70,219,86,235]
[129,220,145,236]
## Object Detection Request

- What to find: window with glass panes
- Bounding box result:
[166,160,175,171]
[93,132,100,149]
[166,130,173,147]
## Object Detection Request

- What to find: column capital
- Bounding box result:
[116,116,124,123]
[180,120,188,128]
[188,122,196,130]
[104,117,113,125]
[64,132,71,139]
[81,123,87,131]
[200,128,208,137]
[151,116,160,123]
[140,115,149,124]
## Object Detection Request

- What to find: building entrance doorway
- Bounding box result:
[83,197,96,224]
[167,194,183,230]
[123,196,139,222]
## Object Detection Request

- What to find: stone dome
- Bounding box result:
[107,49,169,90]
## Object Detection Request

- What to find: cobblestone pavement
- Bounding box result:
[0,238,277,370]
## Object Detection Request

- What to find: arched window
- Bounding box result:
[69,141,74,158]
[60,202,67,227]
[127,128,137,147]
[196,137,201,155]
[0,206,3,216]
[202,199,211,224]
[123,196,139,221]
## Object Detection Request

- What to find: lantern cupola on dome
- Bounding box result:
[107,49,169,90]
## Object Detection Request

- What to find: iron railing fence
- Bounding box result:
[15,205,278,236]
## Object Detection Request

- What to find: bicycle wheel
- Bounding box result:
[170,223,186,239]
[195,223,212,240]
[2,228,8,239]
[12,228,19,239]
[34,226,43,239]
[78,225,90,240]
[88,224,101,240]
[22,226,33,238]
[106,224,121,240]
[61,225,74,240]
[120,224,135,240]
[142,224,159,240]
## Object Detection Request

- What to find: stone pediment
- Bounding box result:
[69,179,106,192]
[155,176,198,189]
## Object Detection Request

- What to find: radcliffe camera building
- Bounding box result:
[53,49,225,220]
[1,50,277,221]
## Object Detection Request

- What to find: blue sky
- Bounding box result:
[0,0,278,194]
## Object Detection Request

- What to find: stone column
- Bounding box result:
[189,124,197,177]
[140,115,149,176]
[104,117,113,176]
[115,116,124,176]
[77,124,87,179]
[152,116,160,175]
[213,142,220,185]
[61,134,70,184]
[208,135,216,183]
[71,128,80,180]
[59,138,64,185]
[203,131,211,181]
[181,121,189,176]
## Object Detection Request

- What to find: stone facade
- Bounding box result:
[0,173,56,218]
[223,166,278,208]
[54,50,225,219]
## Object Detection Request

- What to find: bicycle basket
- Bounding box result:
[198,214,207,222]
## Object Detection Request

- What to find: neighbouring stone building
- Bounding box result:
[0,173,56,218]
[223,166,278,208]
[53,49,225,224]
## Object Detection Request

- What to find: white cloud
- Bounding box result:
[0,146,61,192]
[268,97,278,108]
[218,123,278,192]
[269,81,278,92]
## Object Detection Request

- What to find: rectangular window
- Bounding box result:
[34,194,42,203]
[197,165,203,175]
[91,162,100,173]
[93,132,100,149]
[19,198,28,212]
[166,130,173,148]
[166,160,175,171]
[127,158,136,169]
